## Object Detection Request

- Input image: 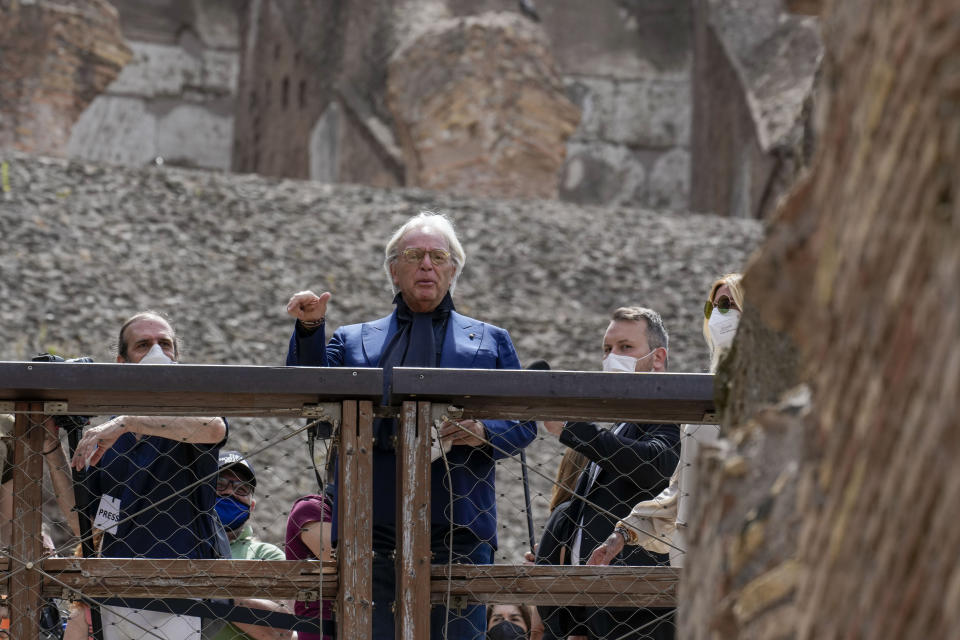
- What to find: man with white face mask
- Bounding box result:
[587,275,741,581]
[71,311,228,640]
[538,307,680,640]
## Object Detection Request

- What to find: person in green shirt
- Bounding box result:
[211,451,292,640]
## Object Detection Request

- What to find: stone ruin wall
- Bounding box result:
[690,0,821,219]
[103,0,698,209]
[681,0,960,637]
[65,0,240,170]
[4,0,823,218]
[0,0,130,156]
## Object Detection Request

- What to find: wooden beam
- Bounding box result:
[430,565,679,608]
[337,400,373,638]
[391,368,716,423]
[28,559,336,599]
[0,363,714,423]
[9,404,45,640]
[0,560,678,608]
[0,362,382,416]
[395,401,432,639]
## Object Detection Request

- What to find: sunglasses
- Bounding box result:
[216,477,254,497]
[704,295,737,319]
[398,247,451,266]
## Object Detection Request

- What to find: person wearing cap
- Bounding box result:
[211,451,293,640]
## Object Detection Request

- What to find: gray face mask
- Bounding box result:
[138,343,175,364]
[601,349,655,373]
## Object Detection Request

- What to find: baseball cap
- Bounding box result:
[218,450,257,487]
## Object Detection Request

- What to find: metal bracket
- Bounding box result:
[701,411,718,423]
[301,402,342,423]
[44,401,69,415]
[450,595,469,612]
[0,401,14,412]
[431,404,463,426]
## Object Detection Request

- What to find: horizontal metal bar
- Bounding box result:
[392,368,716,423]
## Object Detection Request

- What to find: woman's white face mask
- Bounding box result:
[602,349,654,373]
[138,343,175,364]
[708,309,741,350]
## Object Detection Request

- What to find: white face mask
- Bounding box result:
[602,349,655,373]
[708,309,741,350]
[138,343,175,364]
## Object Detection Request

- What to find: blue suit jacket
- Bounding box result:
[287,310,536,548]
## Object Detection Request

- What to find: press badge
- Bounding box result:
[93,494,121,535]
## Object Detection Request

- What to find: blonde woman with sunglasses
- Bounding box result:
[703,273,745,372]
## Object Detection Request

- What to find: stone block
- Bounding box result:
[110,41,237,99]
[608,77,692,148]
[560,141,646,206]
[190,0,240,49]
[387,11,580,199]
[66,96,157,166]
[309,101,340,183]
[648,148,691,210]
[156,104,233,170]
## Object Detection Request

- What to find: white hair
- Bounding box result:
[383,211,466,293]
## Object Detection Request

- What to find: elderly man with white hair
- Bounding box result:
[286,211,536,640]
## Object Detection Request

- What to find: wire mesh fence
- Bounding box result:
[1,363,713,640]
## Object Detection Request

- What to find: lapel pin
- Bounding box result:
[469,333,476,340]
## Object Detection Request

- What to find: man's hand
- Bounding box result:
[71,417,128,470]
[286,290,331,323]
[438,419,486,447]
[542,420,565,436]
[587,530,626,566]
[523,548,537,565]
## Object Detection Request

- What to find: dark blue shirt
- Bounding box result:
[84,429,225,559]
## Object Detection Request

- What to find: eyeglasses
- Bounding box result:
[704,295,737,319]
[398,247,451,266]
[216,477,254,497]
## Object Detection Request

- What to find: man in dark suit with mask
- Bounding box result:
[540,307,680,640]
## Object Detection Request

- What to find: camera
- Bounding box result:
[30,353,94,432]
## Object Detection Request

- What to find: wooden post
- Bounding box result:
[395,401,431,639]
[9,404,44,639]
[337,400,373,639]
